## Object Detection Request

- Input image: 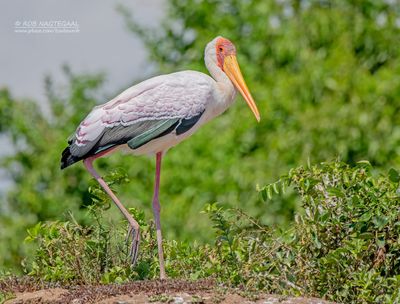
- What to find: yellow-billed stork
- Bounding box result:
[61,36,260,279]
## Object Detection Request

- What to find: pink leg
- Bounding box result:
[153,151,166,279]
[83,156,140,265]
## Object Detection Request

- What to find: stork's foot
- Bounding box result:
[125,224,140,265]
[159,268,167,280]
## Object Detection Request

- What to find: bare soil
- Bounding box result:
[1,278,335,304]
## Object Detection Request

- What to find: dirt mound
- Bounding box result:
[1,278,335,304]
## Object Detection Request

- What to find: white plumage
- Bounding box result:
[75,71,215,154]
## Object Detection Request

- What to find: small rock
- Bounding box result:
[173,296,185,304]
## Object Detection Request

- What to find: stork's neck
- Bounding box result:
[205,56,236,115]
[205,54,234,86]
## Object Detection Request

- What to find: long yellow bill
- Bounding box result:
[223,55,260,122]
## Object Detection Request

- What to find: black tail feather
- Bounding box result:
[61,146,83,169]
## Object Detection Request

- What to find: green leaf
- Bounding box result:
[373,216,388,229]
[327,187,345,198]
[388,168,400,183]
[273,183,279,194]
[261,188,268,202]
[267,186,272,200]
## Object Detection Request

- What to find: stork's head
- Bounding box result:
[205,36,260,122]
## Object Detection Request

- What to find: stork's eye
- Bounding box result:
[219,47,223,52]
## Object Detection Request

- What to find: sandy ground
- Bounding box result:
[1,278,335,304]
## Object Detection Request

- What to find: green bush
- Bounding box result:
[22,169,146,284]
[259,161,400,302]
[18,160,400,303]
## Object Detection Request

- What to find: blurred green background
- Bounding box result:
[1,0,400,272]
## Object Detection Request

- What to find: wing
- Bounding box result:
[61,71,214,167]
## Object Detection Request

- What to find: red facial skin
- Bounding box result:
[216,37,237,71]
